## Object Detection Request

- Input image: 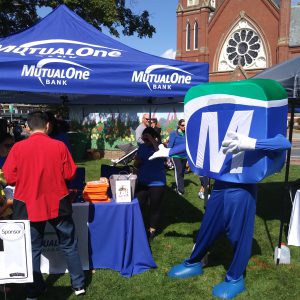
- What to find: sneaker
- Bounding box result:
[198,191,204,199]
[177,191,183,196]
[73,287,85,296]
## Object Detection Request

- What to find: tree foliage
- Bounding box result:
[0,0,155,38]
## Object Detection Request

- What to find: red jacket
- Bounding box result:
[3,132,76,221]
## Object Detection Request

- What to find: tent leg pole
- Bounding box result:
[277,100,294,265]
[148,97,153,123]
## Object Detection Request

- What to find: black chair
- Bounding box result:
[67,167,86,190]
[100,164,130,179]
[67,167,86,202]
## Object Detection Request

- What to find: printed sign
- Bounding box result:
[115,180,132,203]
[40,203,89,274]
[0,220,33,284]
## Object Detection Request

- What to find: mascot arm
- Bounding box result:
[222,132,291,154]
[149,143,187,160]
[255,134,291,151]
[222,131,256,154]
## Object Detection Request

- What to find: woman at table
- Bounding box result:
[134,127,166,242]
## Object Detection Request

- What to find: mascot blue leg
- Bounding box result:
[168,181,257,299]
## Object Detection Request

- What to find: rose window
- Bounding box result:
[226,29,261,67]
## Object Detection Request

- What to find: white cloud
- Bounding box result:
[160,48,176,59]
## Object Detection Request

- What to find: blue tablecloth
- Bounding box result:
[88,199,157,277]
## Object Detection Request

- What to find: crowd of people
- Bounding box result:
[0,112,84,300]
[0,111,209,299]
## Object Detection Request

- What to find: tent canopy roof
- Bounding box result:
[0,5,208,104]
[254,56,300,99]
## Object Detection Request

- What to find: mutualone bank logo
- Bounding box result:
[0,39,123,86]
[131,64,193,91]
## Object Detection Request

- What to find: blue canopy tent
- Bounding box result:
[0,5,209,105]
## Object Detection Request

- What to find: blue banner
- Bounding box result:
[0,5,208,102]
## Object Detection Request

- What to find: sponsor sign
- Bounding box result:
[40,203,89,274]
[0,220,33,284]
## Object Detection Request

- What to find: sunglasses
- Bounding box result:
[180,124,185,127]
[144,118,150,121]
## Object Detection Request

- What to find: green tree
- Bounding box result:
[0,0,39,36]
[0,0,155,38]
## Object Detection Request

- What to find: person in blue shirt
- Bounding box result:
[168,119,187,195]
[134,127,166,242]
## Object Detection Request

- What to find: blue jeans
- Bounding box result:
[27,216,85,298]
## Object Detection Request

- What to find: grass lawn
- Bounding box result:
[7,160,300,300]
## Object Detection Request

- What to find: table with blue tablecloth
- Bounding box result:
[41,199,156,277]
[89,198,156,276]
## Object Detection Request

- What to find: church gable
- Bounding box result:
[207,0,279,73]
[176,0,300,82]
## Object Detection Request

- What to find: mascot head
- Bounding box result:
[185,79,288,183]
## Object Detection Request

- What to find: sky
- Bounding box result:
[38,1,178,59]
[38,0,300,59]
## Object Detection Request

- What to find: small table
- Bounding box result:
[41,199,156,277]
[288,190,300,246]
[89,199,156,277]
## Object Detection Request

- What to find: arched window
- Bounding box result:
[186,22,191,50]
[218,19,267,71]
[187,0,197,6]
[194,21,198,49]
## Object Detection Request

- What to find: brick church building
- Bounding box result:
[176,0,300,81]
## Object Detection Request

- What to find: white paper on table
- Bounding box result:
[115,180,131,203]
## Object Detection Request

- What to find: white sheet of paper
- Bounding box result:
[115,180,131,203]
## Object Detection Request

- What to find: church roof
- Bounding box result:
[290,5,300,46]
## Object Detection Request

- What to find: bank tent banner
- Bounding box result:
[0,5,208,103]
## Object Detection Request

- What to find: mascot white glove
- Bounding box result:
[222,131,256,154]
[149,144,171,160]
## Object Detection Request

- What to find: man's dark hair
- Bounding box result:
[142,126,160,139]
[27,111,49,130]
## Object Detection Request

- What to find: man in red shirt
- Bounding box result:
[3,111,85,299]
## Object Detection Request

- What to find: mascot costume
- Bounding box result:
[150,79,291,299]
